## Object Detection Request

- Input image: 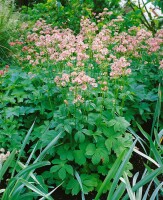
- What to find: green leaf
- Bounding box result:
[105,138,114,152]
[95,151,125,200]
[122,166,163,200]
[67,151,74,161]
[86,144,96,156]
[50,165,61,173]
[5,106,20,118]
[16,161,51,178]
[58,168,66,180]
[81,174,99,193]
[92,147,109,165]
[150,182,163,200]
[82,129,93,136]
[108,119,116,127]
[74,131,85,143]
[64,124,72,134]
[75,171,85,200]
[107,140,137,200]
[52,159,63,165]
[65,165,73,175]
[92,152,101,165]
[19,179,52,200]
[101,126,115,137]
[0,149,16,181]
[74,150,86,165]
[67,178,80,195]
[34,131,62,163]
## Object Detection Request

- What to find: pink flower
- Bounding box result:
[159,60,163,69]
[90,83,98,87]
[0,70,4,76]
[81,84,87,90]
[110,57,131,78]
[27,55,31,60]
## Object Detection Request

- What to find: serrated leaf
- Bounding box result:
[105,138,113,153]
[67,179,80,195]
[81,174,99,193]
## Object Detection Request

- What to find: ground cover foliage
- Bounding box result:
[0,0,163,199]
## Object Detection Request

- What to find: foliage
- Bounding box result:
[95,96,163,200]
[0,121,62,200]
[0,0,19,61]
[0,2,163,198]
[125,0,163,34]
[21,0,93,34]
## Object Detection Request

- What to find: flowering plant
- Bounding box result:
[1,6,163,196]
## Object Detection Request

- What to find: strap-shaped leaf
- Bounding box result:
[94,150,125,200]
[107,140,137,200]
[0,149,16,182]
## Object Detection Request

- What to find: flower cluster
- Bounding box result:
[55,71,97,88]
[159,60,163,70]
[146,37,163,53]
[0,148,10,164]
[113,28,163,57]
[92,27,111,64]
[10,8,163,80]
[54,71,97,104]
[110,57,131,78]
[0,65,9,76]
[80,17,98,37]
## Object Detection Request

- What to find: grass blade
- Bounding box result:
[145,165,163,193]
[149,139,162,166]
[107,140,137,200]
[133,148,160,167]
[151,84,161,136]
[150,182,163,200]
[111,182,126,200]
[11,120,36,178]
[16,161,50,178]
[142,180,153,200]
[17,120,35,162]
[127,127,147,154]
[34,131,62,163]
[136,123,162,165]
[0,149,16,181]
[75,171,85,200]
[122,166,163,200]
[26,142,38,166]
[123,172,136,200]
[39,182,63,200]
[94,151,125,200]
[132,172,139,187]
[19,178,53,200]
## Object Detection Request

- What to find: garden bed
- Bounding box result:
[0,0,163,199]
